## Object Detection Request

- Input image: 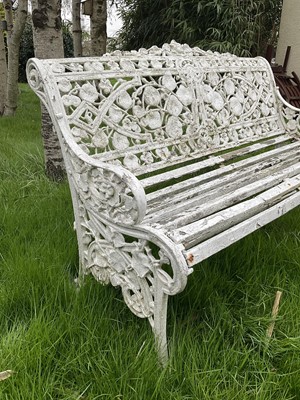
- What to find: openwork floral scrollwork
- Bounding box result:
[66,147,147,225]
[278,101,300,136]
[82,217,177,319]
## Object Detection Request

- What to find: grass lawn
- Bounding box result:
[1,84,300,399]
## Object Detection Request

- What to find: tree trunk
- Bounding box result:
[2,0,13,45]
[72,0,82,57]
[90,0,107,56]
[3,0,28,116]
[0,27,7,116]
[31,0,65,181]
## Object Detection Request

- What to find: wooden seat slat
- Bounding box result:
[146,140,300,210]
[185,191,300,267]
[169,174,300,248]
[141,134,290,190]
[145,150,300,226]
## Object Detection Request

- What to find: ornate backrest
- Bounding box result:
[27,42,283,175]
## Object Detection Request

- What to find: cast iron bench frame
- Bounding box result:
[27,42,300,364]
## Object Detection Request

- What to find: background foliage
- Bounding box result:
[117,0,283,56]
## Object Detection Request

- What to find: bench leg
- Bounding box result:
[151,277,169,366]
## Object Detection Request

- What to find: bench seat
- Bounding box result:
[143,134,300,265]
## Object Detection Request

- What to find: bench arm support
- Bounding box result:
[66,145,147,226]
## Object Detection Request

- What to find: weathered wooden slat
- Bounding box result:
[184,191,300,267]
[168,175,300,248]
[145,138,298,203]
[146,148,300,222]
[145,143,300,220]
[161,161,300,229]
[141,134,290,190]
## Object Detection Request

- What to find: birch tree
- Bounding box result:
[0,21,7,115]
[3,0,28,116]
[72,0,82,57]
[91,0,107,55]
[31,0,65,181]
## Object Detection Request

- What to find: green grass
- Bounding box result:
[1,85,300,399]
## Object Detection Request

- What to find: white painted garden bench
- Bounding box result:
[26,41,300,364]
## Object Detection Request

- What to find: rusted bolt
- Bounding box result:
[187,253,194,263]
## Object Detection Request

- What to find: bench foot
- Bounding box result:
[150,278,169,366]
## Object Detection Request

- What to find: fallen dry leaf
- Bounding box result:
[0,370,14,382]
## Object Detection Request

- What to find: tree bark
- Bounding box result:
[31,0,65,181]
[0,27,7,116]
[90,0,107,56]
[2,0,13,45]
[72,0,82,57]
[3,0,28,116]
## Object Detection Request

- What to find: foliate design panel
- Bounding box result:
[278,102,300,136]
[51,48,282,172]
[57,72,199,172]
[77,203,179,320]
[66,146,145,225]
[178,58,282,148]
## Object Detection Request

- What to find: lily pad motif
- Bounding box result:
[116,90,133,110]
[123,154,140,170]
[71,126,89,139]
[143,111,162,129]
[98,79,112,95]
[62,94,81,108]
[92,130,109,149]
[138,60,149,69]
[150,59,163,69]
[79,83,99,102]
[229,97,243,116]
[109,106,124,123]
[235,89,245,103]
[249,89,258,102]
[211,92,224,111]
[207,72,220,86]
[161,73,177,91]
[57,78,72,93]
[51,63,65,73]
[202,85,213,103]
[133,105,146,118]
[166,116,183,138]
[112,132,130,150]
[287,119,297,131]
[260,103,270,117]
[176,85,193,106]
[143,86,161,106]
[166,94,183,116]
[224,78,235,96]
[178,142,191,155]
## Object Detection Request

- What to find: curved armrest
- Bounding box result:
[276,88,300,136]
[66,145,147,226]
